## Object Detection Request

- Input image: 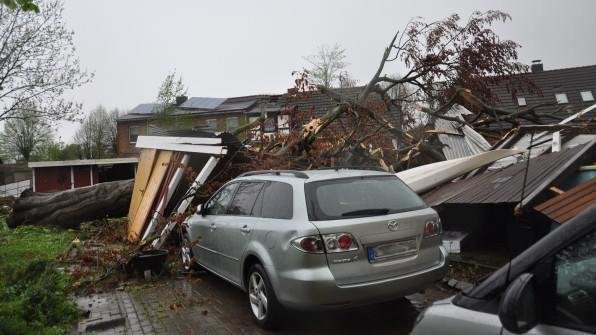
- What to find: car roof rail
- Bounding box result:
[316,166,389,172]
[238,170,310,179]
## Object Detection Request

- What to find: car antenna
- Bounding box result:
[499,131,535,335]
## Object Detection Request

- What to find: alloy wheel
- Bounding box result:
[248,272,268,320]
[181,246,192,271]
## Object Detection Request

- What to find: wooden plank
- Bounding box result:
[136,135,221,146]
[135,140,228,155]
[128,150,173,242]
[142,153,190,242]
[127,149,158,224]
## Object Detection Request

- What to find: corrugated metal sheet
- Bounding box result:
[423,141,595,206]
[535,178,596,224]
[435,105,491,160]
[178,97,226,109]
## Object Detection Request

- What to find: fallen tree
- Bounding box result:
[7,179,133,228]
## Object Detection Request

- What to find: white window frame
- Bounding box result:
[129,125,142,143]
[555,93,568,104]
[580,91,594,102]
[517,97,527,106]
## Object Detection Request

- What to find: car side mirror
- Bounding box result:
[499,273,538,334]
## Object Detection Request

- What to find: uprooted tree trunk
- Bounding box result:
[7,179,133,229]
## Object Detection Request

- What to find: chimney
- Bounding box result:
[531,60,543,73]
[175,95,188,106]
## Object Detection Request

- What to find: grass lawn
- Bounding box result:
[0,217,75,270]
[0,216,80,335]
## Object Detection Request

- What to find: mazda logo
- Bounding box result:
[387,220,399,231]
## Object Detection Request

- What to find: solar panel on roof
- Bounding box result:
[179,97,226,109]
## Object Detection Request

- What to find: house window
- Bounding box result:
[580,91,594,102]
[517,97,527,106]
[205,119,217,131]
[129,125,143,143]
[555,93,568,104]
[263,117,277,133]
[226,117,239,132]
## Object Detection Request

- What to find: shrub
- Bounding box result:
[0,261,79,335]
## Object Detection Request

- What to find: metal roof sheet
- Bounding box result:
[435,105,491,160]
[535,177,596,224]
[29,157,138,168]
[423,141,595,207]
[178,97,226,109]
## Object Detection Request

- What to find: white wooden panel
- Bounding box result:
[136,136,221,146]
[135,140,227,155]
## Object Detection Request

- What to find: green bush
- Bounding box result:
[0,261,79,335]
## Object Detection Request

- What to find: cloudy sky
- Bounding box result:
[58,0,596,141]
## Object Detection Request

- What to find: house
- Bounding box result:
[481,62,596,131]
[116,95,288,156]
[28,158,137,192]
[115,86,402,157]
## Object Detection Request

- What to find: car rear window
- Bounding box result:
[305,175,426,221]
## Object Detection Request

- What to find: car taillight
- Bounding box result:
[292,236,324,253]
[423,218,442,238]
[322,233,358,253]
[291,233,359,253]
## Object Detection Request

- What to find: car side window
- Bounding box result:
[260,181,293,219]
[547,230,596,332]
[227,182,264,216]
[203,183,238,215]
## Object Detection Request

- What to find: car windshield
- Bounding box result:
[305,175,427,221]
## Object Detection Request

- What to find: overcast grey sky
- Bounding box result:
[58,0,596,142]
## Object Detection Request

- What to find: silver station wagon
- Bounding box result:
[182,168,448,329]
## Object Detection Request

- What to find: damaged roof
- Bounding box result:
[423,140,596,207]
[435,105,491,160]
[534,177,596,224]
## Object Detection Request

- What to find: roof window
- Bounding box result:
[580,91,594,102]
[555,93,568,104]
[517,97,527,106]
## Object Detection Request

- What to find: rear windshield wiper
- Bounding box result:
[341,208,390,217]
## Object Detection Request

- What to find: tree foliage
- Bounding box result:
[215,10,537,179]
[73,106,118,159]
[0,0,38,12]
[304,44,354,88]
[0,0,92,122]
[0,107,53,162]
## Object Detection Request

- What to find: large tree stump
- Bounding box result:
[7,179,134,229]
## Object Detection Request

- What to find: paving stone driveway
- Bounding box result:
[117,271,452,335]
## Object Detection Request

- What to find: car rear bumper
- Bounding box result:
[271,245,448,310]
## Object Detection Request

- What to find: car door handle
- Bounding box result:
[209,223,216,231]
[240,225,251,234]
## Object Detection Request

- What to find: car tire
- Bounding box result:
[247,264,282,330]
